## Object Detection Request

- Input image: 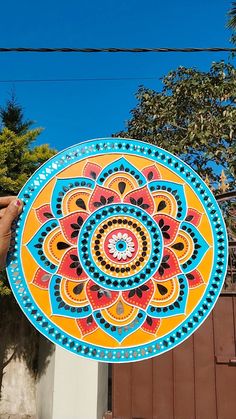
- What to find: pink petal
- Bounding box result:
[83,162,102,180]
[88,185,121,213]
[142,165,161,181]
[35,204,54,223]
[58,248,88,281]
[185,208,203,226]
[59,211,89,245]
[153,214,180,245]
[186,269,205,288]
[123,186,155,214]
[153,248,182,281]
[32,268,51,289]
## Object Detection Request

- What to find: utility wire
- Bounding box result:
[0,47,236,53]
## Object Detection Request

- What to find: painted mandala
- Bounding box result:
[7,138,228,362]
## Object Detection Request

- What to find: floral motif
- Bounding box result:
[108,232,135,260]
[26,154,211,346]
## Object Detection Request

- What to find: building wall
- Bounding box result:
[0,349,36,419]
[0,337,108,419]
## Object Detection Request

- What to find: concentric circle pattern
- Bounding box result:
[6,138,228,362]
[80,204,163,290]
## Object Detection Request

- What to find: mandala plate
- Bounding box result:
[6,138,228,362]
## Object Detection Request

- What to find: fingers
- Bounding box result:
[0,198,23,269]
[0,231,12,269]
[0,199,23,235]
[0,208,6,219]
[0,196,17,208]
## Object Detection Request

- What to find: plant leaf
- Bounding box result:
[77,216,84,225]
[90,284,100,291]
[43,212,54,218]
[137,197,144,205]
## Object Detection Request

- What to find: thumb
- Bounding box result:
[0,199,23,235]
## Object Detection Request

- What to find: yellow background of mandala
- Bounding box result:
[21,154,213,347]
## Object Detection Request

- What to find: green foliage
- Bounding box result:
[0,97,56,195]
[0,271,11,296]
[226,2,236,45]
[0,96,33,135]
[0,128,56,194]
[227,2,236,30]
[115,62,236,187]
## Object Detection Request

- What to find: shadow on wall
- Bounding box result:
[0,292,55,399]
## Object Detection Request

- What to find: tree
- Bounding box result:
[227,2,236,30]
[227,2,236,45]
[115,62,236,188]
[0,96,56,196]
[0,95,33,135]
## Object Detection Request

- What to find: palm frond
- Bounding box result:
[227,2,236,29]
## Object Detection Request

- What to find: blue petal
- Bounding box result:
[96,157,146,187]
[93,309,146,343]
[27,219,59,274]
[180,222,210,273]
[51,177,95,217]
[148,180,187,220]
[49,275,92,318]
[147,275,188,318]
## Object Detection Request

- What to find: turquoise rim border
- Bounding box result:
[6,138,228,363]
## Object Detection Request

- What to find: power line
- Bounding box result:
[0,76,158,84]
[0,47,236,53]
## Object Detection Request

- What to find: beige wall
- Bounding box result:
[37,339,108,419]
[0,338,108,419]
[0,349,36,419]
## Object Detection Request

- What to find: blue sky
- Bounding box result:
[0,0,233,150]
